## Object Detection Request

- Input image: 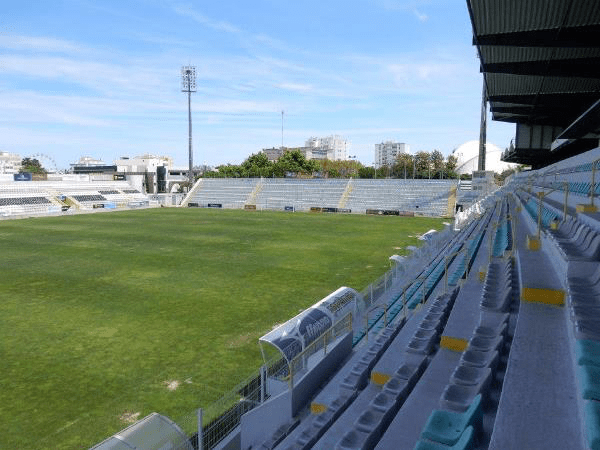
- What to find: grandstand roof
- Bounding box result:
[467,0,600,167]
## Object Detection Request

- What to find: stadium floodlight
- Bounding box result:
[181,66,197,188]
[181,66,196,92]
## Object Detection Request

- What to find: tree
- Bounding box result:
[414,151,431,179]
[20,157,46,174]
[240,152,273,177]
[358,166,375,178]
[445,155,458,179]
[272,150,318,177]
[431,150,445,178]
[316,159,363,178]
[393,153,414,179]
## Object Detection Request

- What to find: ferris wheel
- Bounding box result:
[29,153,59,173]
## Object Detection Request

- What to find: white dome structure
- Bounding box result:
[452,140,518,175]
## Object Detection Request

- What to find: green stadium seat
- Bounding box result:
[414,426,475,450]
[578,364,600,401]
[420,394,482,445]
[585,400,600,450]
[575,340,600,367]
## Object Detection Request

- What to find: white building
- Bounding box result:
[113,154,191,194]
[0,151,22,174]
[71,156,106,168]
[304,135,349,161]
[375,141,409,168]
[114,154,174,173]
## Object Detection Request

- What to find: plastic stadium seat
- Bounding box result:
[576,340,600,367]
[468,334,504,353]
[407,335,436,355]
[473,322,507,339]
[341,361,370,391]
[460,349,499,373]
[570,260,600,287]
[481,290,513,312]
[383,376,411,402]
[394,354,427,388]
[420,394,482,445]
[334,429,375,450]
[571,305,600,322]
[450,365,492,388]
[370,392,398,422]
[578,364,600,401]
[354,408,385,435]
[576,320,600,342]
[585,400,600,450]
[414,426,475,450]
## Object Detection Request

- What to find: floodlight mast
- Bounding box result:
[181,66,196,188]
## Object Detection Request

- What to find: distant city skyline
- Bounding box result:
[0,0,515,170]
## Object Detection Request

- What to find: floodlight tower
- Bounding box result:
[181,66,196,187]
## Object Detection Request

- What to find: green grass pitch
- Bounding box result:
[0,208,446,449]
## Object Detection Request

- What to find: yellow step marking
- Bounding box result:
[440,336,469,352]
[521,287,565,306]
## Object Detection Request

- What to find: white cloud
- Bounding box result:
[0,55,170,96]
[0,35,84,53]
[413,8,429,22]
[274,82,314,93]
[379,0,431,21]
[173,5,240,34]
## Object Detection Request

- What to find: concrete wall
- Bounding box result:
[291,332,353,416]
[240,390,292,449]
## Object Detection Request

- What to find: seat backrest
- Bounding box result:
[452,426,475,450]
[464,394,482,428]
[580,230,598,251]
[584,234,600,260]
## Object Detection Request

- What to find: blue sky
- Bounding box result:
[0,0,515,170]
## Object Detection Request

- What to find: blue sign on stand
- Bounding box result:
[13,173,32,181]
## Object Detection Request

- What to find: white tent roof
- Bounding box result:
[452,140,518,175]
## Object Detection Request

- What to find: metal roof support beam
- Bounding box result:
[481,59,600,78]
[555,98,600,140]
[474,25,600,48]
[478,80,487,171]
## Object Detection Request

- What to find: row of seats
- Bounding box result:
[72,194,108,202]
[522,195,561,228]
[492,199,512,258]
[547,216,600,262]
[481,260,515,313]
[279,320,408,450]
[567,263,600,448]
[0,196,51,206]
[415,201,518,449]
[416,310,511,448]
[444,203,495,288]
[342,320,407,392]
[334,291,459,450]
[356,218,484,345]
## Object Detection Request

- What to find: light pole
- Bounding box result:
[181,66,196,188]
